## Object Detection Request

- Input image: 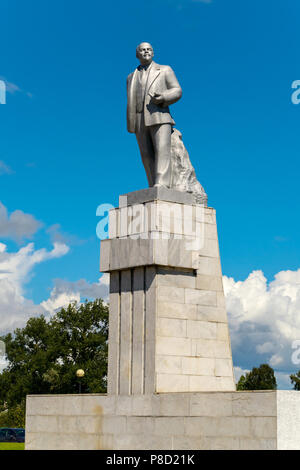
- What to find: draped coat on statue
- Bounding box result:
[127,61,182,133]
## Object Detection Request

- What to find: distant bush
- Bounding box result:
[237,364,277,390]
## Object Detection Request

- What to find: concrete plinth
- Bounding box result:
[25,391,300,450]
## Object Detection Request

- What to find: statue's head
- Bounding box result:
[136,42,154,66]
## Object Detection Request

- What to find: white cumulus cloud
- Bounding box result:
[0,202,42,241]
[233,366,250,383]
[41,274,110,314]
[0,203,109,337]
[224,268,300,388]
[0,242,70,333]
[0,240,109,335]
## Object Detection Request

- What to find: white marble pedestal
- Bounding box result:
[100,188,235,394]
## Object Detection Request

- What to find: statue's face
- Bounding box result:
[136,43,154,66]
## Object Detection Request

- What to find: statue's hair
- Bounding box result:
[136,42,154,57]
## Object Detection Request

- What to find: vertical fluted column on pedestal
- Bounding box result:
[106,266,157,395]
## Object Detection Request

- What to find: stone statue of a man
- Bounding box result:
[127,42,182,188]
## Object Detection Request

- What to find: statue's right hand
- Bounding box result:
[151,93,165,106]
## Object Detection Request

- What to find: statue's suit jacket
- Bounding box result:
[127,61,182,133]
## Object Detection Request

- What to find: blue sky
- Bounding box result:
[1,0,300,387]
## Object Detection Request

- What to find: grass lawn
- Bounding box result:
[0,442,25,450]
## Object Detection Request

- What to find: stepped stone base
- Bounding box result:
[25,190,300,450]
[25,391,300,450]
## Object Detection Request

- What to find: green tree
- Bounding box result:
[0,299,109,424]
[237,364,277,390]
[290,371,300,390]
[0,401,25,428]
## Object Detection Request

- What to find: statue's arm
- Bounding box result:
[162,66,182,106]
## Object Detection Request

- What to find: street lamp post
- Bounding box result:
[76,369,85,393]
